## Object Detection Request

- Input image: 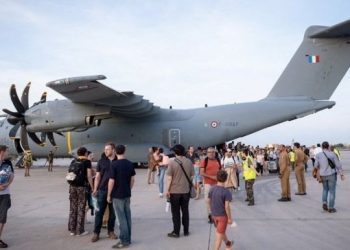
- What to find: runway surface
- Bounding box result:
[4,152,350,250]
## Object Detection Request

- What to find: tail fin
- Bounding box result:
[267,19,350,100]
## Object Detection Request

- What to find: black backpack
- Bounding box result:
[67,159,86,186]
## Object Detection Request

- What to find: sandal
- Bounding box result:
[0,240,8,248]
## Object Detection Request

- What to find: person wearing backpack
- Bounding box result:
[68,147,93,236]
[200,147,221,223]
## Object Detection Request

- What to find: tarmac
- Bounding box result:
[3,152,350,250]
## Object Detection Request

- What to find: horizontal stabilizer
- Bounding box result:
[310,19,350,38]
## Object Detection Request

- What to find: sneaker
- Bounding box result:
[248,202,254,206]
[0,240,8,248]
[108,232,118,240]
[70,232,75,236]
[184,232,190,236]
[287,198,291,201]
[167,231,180,238]
[77,231,89,236]
[278,197,288,202]
[159,193,163,198]
[322,203,328,211]
[91,234,99,242]
[112,242,130,249]
[328,208,337,213]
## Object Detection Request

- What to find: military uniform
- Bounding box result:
[48,151,54,172]
[295,148,307,194]
[23,151,33,177]
[279,151,291,200]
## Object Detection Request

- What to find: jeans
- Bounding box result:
[94,189,116,235]
[170,193,190,235]
[322,174,337,209]
[158,166,166,194]
[113,198,132,245]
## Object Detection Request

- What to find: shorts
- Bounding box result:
[213,215,228,234]
[0,194,11,224]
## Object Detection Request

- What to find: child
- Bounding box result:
[193,158,202,199]
[208,170,234,250]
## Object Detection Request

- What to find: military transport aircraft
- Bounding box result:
[1,19,350,163]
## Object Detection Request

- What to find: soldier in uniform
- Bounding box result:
[23,151,33,177]
[278,145,291,201]
[294,142,308,195]
[47,151,54,172]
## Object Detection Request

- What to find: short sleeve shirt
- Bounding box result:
[0,160,14,195]
[208,185,232,216]
[110,159,136,199]
[167,156,194,194]
[96,157,117,191]
[201,158,221,185]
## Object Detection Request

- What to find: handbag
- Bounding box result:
[174,159,197,199]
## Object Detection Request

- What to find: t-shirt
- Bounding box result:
[71,158,91,187]
[96,157,117,191]
[201,158,221,185]
[167,156,194,194]
[110,159,136,199]
[0,160,14,195]
[221,157,236,169]
[208,185,232,217]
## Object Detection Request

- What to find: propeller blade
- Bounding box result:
[41,132,46,143]
[47,132,57,147]
[40,92,47,103]
[2,108,23,118]
[9,123,21,138]
[21,82,31,110]
[20,125,30,151]
[28,132,45,146]
[10,84,26,114]
[7,116,20,126]
[55,132,64,137]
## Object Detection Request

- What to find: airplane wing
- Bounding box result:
[46,75,160,118]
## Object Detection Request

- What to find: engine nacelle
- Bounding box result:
[25,100,112,132]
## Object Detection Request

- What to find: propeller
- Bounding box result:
[2,83,58,151]
[40,131,64,147]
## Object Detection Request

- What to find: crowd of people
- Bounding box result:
[147,141,345,249]
[0,140,345,249]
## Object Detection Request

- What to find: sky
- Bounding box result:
[0,0,349,147]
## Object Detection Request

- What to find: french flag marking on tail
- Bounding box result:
[306,55,320,64]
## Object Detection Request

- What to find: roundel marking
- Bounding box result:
[211,121,218,128]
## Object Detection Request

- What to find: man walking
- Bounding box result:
[278,145,291,202]
[200,147,221,223]
[108,145,136,249]
[314,141,345,213]
[91,143,117,242]
[294,143,308,195]
[0,145,14,248]
[166,144,194,238]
